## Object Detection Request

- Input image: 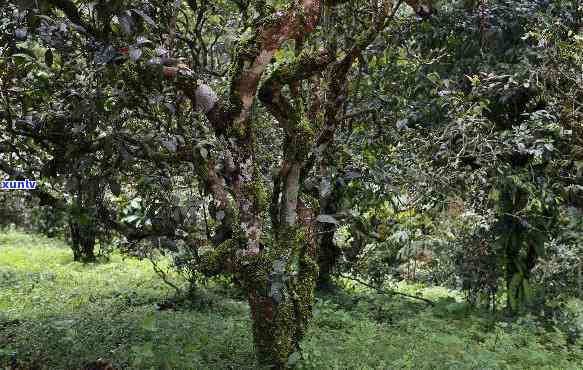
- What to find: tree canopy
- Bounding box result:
[1,0,582,368]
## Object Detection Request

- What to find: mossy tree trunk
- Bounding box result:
[158,1,426,367]
[244,218,318,368]
[250,51,322,364]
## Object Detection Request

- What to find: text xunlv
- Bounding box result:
[1,179,38,190]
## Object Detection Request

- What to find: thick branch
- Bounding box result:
[259,48,333,130]
[228,0,322,130]
[46,0,99,37]
[161,66,228,135]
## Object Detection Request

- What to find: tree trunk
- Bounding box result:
[577,262,582,298]
[70,220,82,262]
[316,225,339,290]
[68,175,99,263]
[247,285,305,368]
[243,203,317,368]
[505,238,520,312]
[79,223,97,262]
[505,228,537,312]
[69,220,96,263]
[316,182,341,290]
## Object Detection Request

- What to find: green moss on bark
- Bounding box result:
[251,164,269,212]
[198,239,237,277]
[241,226,318,368]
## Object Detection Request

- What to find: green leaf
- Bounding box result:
[287,351,301,366]
[123,214,140,223]
[11,53,35,64]
[199,147,208,159]
[141,314,157,332]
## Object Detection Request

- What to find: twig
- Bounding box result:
[337,274,435,306]
[149,256,182,296]
[339,108,376,122]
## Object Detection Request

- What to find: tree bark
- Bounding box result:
[69,220,96,262]
[244,201,318,368]
[316,183,341,290]
[316,225,339,289]
[68,176,99,263]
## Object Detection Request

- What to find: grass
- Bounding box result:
[0,230,582,369]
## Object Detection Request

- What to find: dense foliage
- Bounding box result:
[1,0,581,368]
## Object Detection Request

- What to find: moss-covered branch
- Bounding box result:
[159,65,229,136]
[227,0,323,133]
[259,48,333,130]
[259,49,331,229]
[198,239,238,277]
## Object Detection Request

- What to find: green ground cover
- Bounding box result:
[1,231,581,369]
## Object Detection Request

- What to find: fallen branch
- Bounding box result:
[336,274,435,306]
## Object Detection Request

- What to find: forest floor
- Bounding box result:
[0,231,581,369]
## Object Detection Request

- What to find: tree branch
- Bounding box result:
[228,0,323,130]
[46,0,99,37]
[259,48,333,130]
[337,274,435,306]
